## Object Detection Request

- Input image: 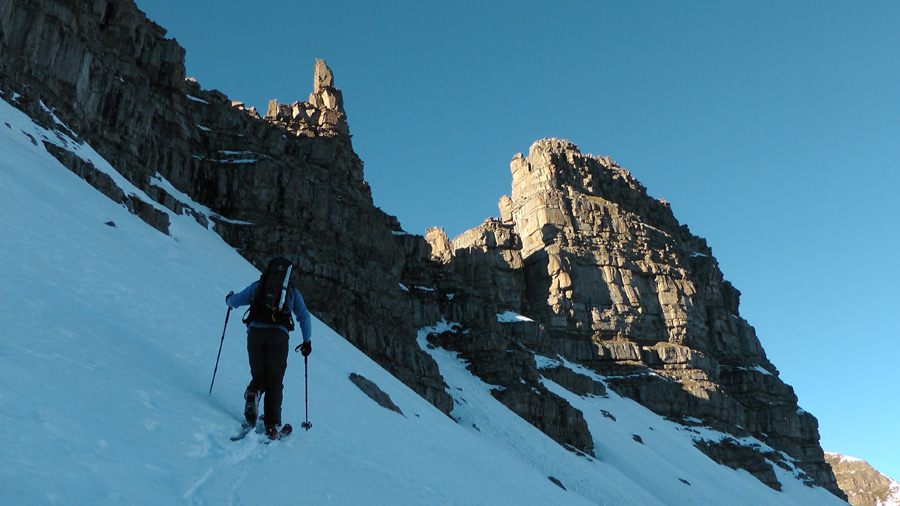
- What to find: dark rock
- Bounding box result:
[694,437,783,491]
[42,142,170,234]
[539,365,607,397]
[548,476,567,490]
[349,373,403,415]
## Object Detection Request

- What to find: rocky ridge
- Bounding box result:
[1,0,844,499]
[826,453,900,506]
[425,139,843,495]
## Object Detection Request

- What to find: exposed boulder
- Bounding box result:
[349,373,404,415]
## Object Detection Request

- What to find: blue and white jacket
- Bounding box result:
[226,281,312,343]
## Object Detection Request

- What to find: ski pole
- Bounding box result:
[301,355,312,430]
[209,306,232,396]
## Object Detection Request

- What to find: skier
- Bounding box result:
[226,257,312,439]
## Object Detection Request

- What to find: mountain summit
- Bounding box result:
[425,137,841,494]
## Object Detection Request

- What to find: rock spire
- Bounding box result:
[265,58,348,137]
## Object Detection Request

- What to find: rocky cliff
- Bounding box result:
[826,453,900,506]
[0,0,451,414]
[425,139,843,496]
[1,0,845,499]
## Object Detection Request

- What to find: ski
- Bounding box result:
[230,422,255,441]
[230,419,265,441]
[263,424,293,444]
[232,422,292,442]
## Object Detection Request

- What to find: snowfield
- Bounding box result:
[0,93,848,505]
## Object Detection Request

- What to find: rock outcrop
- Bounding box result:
[826,453,900,506]
[264,59,348,138]
[0,0,845,499]
[426,139,845,497]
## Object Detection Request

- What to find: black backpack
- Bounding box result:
[242,257,295,330]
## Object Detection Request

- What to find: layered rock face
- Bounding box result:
[2,0,844,498]
[826,453,900,506]
[428,139,844,497]
[0,0,451,413]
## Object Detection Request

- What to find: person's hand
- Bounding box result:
[296,341,312,356]
[225,291,234,304]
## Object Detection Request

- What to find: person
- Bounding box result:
[226,257,312,439]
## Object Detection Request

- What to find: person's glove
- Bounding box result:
[296,341,312,356]
[225,291,234,305]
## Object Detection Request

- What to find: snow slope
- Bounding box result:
[0,93,848,505]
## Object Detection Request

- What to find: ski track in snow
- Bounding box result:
[0,92,851,505]
[183,431,268,506]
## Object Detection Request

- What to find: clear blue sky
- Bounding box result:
[135,0,899,480]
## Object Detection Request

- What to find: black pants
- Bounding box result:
[246,326,289,426]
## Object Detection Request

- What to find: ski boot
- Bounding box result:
[243,388,261,426]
